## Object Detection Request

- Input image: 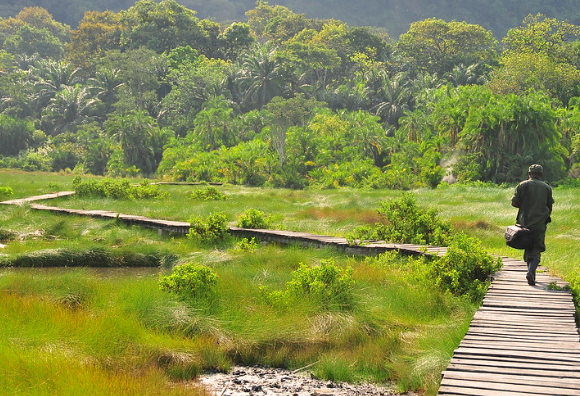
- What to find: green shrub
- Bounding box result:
[187,212,229,244]
[0,186,14,199]
[261,259,355,310]
[431,233,502,302]
[236,208,272,229]
[190,186,227,200]
[72,176,168,200]
[349,192,452,246]
[159,263,218,300]
[234,237,259,252]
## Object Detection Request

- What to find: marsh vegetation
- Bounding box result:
[1,171,578,395]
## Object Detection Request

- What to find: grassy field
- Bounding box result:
[0,170,578,396]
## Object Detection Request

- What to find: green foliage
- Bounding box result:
[1,3,580,189]
[21,150,52,171]
[0,185,14,199]
[397,18,498,76]
[190,186,227,200]
[373,192,452,246]
[233,237,259,252]
[187,212,229,244]
[159,262,218,300]
[4,25,65,59]
[72,176,168,199]
[431,233,502,301]
[261,259,355,310]
[0,115,35,156]
[236,208,272,229]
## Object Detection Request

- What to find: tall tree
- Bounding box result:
[41,85,99,135]
[120,0,208,54]
[66,10,123,72]
[28,59,82,112]
[3,25,65,59]
[105,110,172,174]
[397,18,498,77]
[236,44,289,110]
[489,14,580,104]
[0,114,34,155]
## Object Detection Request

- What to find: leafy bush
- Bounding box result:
[348,192,452,246]
[159,263,218,300]
[236,208,272,229]
[0,186,14,199]
[261,259,355,310]
[190,186,227,200]
[21,150,52,171]
[233,237,259,252]
[187,212,229,244]
[431,233,502,301]
[72,176,168,199]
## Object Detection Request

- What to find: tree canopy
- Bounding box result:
[0,3,580,187]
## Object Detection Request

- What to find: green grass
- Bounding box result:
[1,170,578,395]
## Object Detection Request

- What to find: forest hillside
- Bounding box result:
[1,1,580,189]
[5,0,580,38]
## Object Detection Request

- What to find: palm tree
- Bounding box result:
[193,98,235,151]
[87,68,123,117]
[236,44,288,110]
[28,59,82,110]
[444,63,489,87]
[371,71,413,127]
[41,85,99,135]
[105,110,167,174]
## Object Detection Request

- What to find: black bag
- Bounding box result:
[505,224,533,249]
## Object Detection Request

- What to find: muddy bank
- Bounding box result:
[198,366,419,396]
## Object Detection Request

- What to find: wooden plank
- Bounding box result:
[474,308,576,318]
[450,355,580,371]
[438,385,547,395]
[453,347,580,363]
[457,340,580,354]
[469,317,577,327]
[483,293,573,303]
[441,370,580,389]
[478,304,576,314]
[466,326,579,336]
[482,301,574,310]
[446,363,580,378]
[484,291,573,300]
[448,357,580,374]
[438,378,580,395]
[462,335,580,346]
[438,384,575,396]
[466,329,579,338]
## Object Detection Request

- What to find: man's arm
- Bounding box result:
[511,185,521,208]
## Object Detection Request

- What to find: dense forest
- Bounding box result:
[1,1,580,189]
[6,0,580,38]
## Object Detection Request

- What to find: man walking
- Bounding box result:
[511,164,554,286]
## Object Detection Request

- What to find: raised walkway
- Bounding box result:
[2,192,579,395]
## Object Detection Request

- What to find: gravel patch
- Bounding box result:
[198,366,418,396]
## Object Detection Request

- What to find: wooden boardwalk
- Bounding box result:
[3,192,580,395]
[438,258,580,396]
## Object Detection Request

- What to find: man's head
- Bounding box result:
[528,164,543,178]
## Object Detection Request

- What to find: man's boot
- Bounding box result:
[526,259,539,286]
